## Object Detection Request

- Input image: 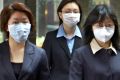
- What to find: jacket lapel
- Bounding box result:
[18,41,34,80]
[57,37,71,59]
[1,41,16,80]
[72,36,82,55]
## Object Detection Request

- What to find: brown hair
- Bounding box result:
[57,0,82,26]
[0,2,35,38]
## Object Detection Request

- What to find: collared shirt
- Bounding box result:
[90,38,117,54]
[57,24,82,53]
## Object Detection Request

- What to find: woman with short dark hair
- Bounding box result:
[0,2,49,80]
[42,0,83,80]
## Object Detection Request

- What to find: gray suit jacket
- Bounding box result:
[0,40,49,80]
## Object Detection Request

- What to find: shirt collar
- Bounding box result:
[90,39,117,55]
[56,24,82,39]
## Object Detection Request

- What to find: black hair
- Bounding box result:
[83,4,120,50]
[57,0,82,26]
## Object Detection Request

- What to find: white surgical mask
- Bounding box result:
[63,13,80,27]
[93,26,115,43]
[8,23,31,43]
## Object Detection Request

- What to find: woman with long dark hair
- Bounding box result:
[70,4,120,80]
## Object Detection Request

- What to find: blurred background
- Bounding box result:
[0,0,120,47]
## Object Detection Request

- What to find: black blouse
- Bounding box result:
[11,62,22,79]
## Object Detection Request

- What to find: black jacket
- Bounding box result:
[42,29,83,80]
[70,45,120,80]
[0,41,49,80]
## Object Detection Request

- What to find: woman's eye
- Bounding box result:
[63,11,79,13]
[23,22,27,24]
[22,20,29,23]
[95,24,102,27]
[73,10,80,13]
[98,23,103,27]
[13,22,19,24]
[62,11,71,13]
[104,23,114,27]
[109,24,112,26]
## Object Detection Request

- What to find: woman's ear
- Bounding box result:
[5,25,8,31]
[58,12,62,19]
